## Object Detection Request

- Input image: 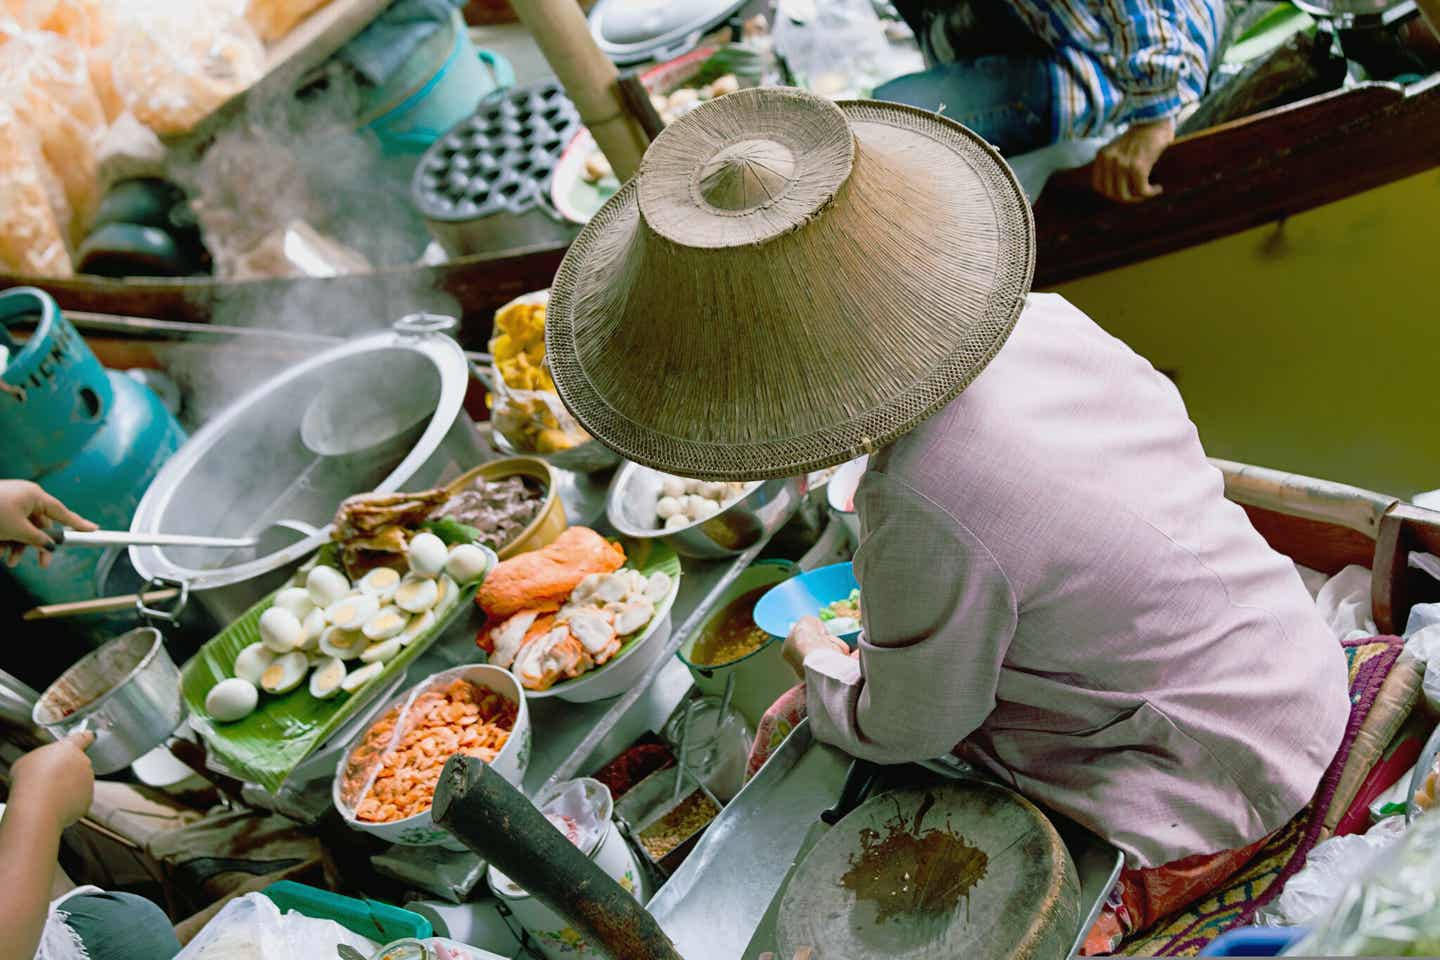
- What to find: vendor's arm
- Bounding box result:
[1092,0,1211,202]
[0,732,95,960]
[802,472,1017,764]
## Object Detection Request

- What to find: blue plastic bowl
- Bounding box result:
[1198,926,1307,957]
[753,562,861,642]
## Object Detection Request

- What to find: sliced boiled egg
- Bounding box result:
[359,566,402,600]
[299,608,327,651]
[233,642,276,686]
[435,574,459,612]
[309,657,348,700]
[394,574,439,614]
[397,609,435,647]
[360,637,402,664]
[260,651,308,695]
[259,607,304,653]
[319,626,366,660]
[362,606,409,641]
[273,587,316,619]
[326,593,379,631]
[341,661,384,693]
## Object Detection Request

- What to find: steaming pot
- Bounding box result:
[129,314,482,624]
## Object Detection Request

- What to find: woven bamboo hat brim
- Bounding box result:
[546,87,1035,481]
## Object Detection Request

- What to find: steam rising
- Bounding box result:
[166,72,460,425]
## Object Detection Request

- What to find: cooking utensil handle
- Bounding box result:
[42,524,67,547]
[433,754,684,960]
[136,576,188,625]
[23,590,181,621]
[820,759,880,826]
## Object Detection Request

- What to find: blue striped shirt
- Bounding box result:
[1006,0,1225,138]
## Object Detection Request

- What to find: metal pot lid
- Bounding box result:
[129,315,470,592]
[589,0,746,64]
[412,80,581,222]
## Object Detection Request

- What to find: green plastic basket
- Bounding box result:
[262,880,432,943]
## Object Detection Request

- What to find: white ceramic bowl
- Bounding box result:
[826,455,869,545]
[526,608,674,704]
[333,663,531,848]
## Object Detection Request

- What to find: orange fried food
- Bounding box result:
[478,526,625,620]
[342,678,517,824]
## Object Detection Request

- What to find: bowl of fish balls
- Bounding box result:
[606,462,803,558]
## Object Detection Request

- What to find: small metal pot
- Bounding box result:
[32,627,183,775]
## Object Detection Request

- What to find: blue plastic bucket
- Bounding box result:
[363,9,514,156]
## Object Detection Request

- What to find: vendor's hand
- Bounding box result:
[783,616,848,678]
[10,731,95,828]
[0,480,95,568]
[1092,118,1175,203]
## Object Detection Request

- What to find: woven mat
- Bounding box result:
[1118,636,1408,956]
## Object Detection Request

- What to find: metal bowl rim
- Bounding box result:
[33,626,167,728]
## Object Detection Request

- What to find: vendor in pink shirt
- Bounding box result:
[540,88,1351,953]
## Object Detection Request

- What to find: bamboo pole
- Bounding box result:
[506,0,650,180]
[432,755,684,960]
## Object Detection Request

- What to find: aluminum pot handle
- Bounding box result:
[137,576,188,625]
[395,313,458,338]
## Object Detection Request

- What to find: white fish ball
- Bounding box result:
[655,496,683,520]
[664,513,690,531]
[659,476,687,499]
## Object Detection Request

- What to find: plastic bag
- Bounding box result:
[772,0,904,98]
[1403,623,1440,714]
[0,100,73,276]
[1287,812,1440,955]
[539,778,609,854]
[1257,816,1407,928]
[0,19,103,245]
[488,291,596,458]
[1314,564,1377,643]
[101,0,265,136]
[174,892,376,960]
[246,0,333,43]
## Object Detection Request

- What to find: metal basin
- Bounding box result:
[607,462,803,558]
[129,315,482,624]
[33,626,182,775]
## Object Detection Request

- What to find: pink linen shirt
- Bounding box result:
[803,293,1349,868]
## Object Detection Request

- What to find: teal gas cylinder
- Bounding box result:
[1,286,186,610]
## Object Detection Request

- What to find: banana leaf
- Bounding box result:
[181,554,488,792]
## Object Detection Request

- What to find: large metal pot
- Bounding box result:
[32,627,182,775]
[130,314,483,624]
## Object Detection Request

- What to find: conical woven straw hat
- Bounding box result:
[546,87,1034,481]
